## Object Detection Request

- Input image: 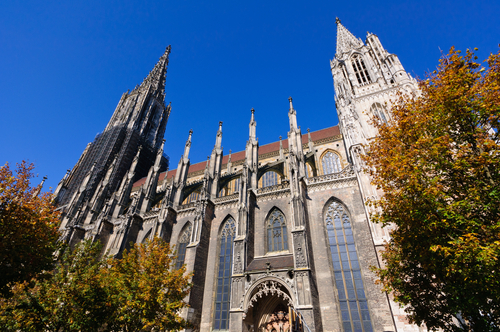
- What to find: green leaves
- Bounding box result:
[364,48,500,331]
[0,238,192,332]
[0,161,61,298]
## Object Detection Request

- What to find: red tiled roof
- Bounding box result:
[133,126,340,188]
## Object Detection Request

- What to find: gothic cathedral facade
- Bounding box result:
[55,19,421,332]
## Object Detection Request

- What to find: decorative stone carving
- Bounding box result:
[246,281,293,314]
[234,241,244,274]
[293,234,307,268]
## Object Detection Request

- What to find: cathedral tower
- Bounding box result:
[331,18,418,245]
[56,47,172,243]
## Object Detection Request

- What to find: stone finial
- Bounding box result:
[336,17,341,24]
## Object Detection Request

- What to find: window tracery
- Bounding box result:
[322,151,342,175]
[213,217,236,330]
[351,55,372,85]
[370,102,387,123]
[183,190,200,204]
[218,177,241,197]
[267,209,288,253]
[325,200,373,332]
[259,171,281,188]
[175,222,192,269]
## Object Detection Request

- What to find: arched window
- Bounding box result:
[322,151,342,175]
[325,201,373,332]
[370,102,387,123]
[267,208,288,253]
[213,217,236,330]
[259,171,281,188]
[182,190,200,204]
[351,55,372,85]
[218,177,241,197]
[175,222,192,269]
[305,163,314,178]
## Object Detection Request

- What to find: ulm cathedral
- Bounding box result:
[54,19,422,332]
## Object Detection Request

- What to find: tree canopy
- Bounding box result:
[364,47,500,331]
[0,238,192,332]
[0,161,60,297]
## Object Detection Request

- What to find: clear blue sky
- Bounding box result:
[1,0,499,191]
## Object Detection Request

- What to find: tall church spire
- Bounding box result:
[140,45,171,98]
[335,18,363,56]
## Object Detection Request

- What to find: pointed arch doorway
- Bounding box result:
[242,279,304,332]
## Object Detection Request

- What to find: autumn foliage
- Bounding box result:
[0,161,60,297]
[0,238,192,331]
[364,47,500,331]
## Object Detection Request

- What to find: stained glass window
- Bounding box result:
[325,201,373,332]
[218,177,241,197]
[267,209,288,252]
[213,217,236,330]
[175,222,192,269]
[183,190,200,204]
[259,171,280,188]
[322,151,342,174]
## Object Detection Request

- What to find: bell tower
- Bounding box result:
[56,47,172,240]
[331,18,418,245]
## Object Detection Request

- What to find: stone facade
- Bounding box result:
[55,19,425,332]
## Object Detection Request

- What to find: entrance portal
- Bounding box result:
[243,280,304,332]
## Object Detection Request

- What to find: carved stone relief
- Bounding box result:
[293,232,307,268]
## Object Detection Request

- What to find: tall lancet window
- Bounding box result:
[214,217,236,330]
[322,151,342,174]
[325,200,373,332]
[175,222,192,269]
[352,55,372,85]
[370,102,388,124]
[267,208,288,253]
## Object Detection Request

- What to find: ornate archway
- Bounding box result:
[242,278,296,332]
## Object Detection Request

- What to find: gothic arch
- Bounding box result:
[175,221,192,269]
[265,207,289,254]
[319,149,343,175]
[218,175,241,197]
[218,214,237,236]
[242,276,296,316]
[212,215,237,330]
[258,170,283,188]
[322,197,374,332]
[350,53,372,85]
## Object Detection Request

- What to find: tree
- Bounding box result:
[104,237,192,332]
[364,47,500,331]
[0,240,114,332]
[0,161,60,297]
[0,238,192,332]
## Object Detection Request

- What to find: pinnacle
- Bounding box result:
[139,45,171,98]
[336,20,363,56]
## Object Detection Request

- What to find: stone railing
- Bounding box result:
[143,210,160,219]
[305,165,355,185]
[255,180,290,195]
[178,201,198,211]
[213,193,239,204]
[186,178,204,187]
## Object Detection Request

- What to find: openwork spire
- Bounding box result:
[335,18,363,56]
[140,45,171,98]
